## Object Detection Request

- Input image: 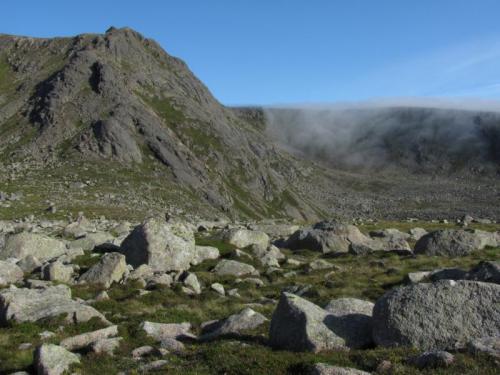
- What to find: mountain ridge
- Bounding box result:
[0,27,499,221]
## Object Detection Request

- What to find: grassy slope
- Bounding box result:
[0,223,498,374]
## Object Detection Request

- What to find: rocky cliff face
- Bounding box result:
[0,27,321,220]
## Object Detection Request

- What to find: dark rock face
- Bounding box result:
[467,261,500,284]
[372,280,500,350]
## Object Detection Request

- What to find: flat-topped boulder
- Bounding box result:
[285,221,373,254]
[414,229,499,257]
[0,284,109,325]
[222,228,269,249]
[1,232,67,262]
[213,259,257,277]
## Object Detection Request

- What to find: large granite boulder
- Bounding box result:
[414,229,498,257]
[34,344,80,375]
[269,293,373,352]
[373,280,500,350]
[1,233,66,262]
[120,217,196,272]
[285,221,373,254]
[0,284,109,325]
[78,252,127,288]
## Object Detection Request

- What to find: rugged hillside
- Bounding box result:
[0,27,499,222]
[0,27,322,221]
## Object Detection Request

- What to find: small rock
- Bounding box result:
[140,321,195,341]
[213,259,257,277]
[210,283,225,295]
[159,337,185,353]
[60,325,119,351]
[91,337,122,355]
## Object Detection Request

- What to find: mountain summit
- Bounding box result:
[0,27,321,220]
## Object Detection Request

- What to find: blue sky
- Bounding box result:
[2,1,500,105]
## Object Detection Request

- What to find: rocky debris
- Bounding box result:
[414,229,498,256]
[41,261,74,283]
[285,221,374,254]
[34,344,80,375]
[213,259,257,277]
[200,307,267,341]
[467,336,500,359]
[1,232,67,262]
[60,325,119,351]
[308,363,371,375]
[408,351,455,369]
[222,228,269,249]
[0,260,23,285]
[191,245,220,265]
[210,282,225,295]
[0,284,109,325]
[78,252,127,288]
[372,280,500,350]
[269,293,371,352]
[120,217,196,272]
[16,255,42,273]
[140,321,195,341]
